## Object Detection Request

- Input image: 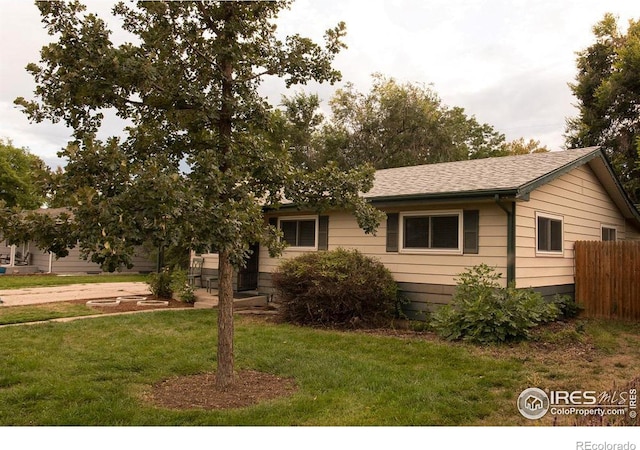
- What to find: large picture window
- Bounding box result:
[279,217,317,248]
[400,211,462,253]
[536,213,563,254]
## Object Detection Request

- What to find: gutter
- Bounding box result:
[494,194,516,286]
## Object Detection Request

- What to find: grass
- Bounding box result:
[0,310,638,426]
[0,302,100,325]
[0,273,148,290]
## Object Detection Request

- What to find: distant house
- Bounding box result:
[198,147,640,317]
[1,208,156,275]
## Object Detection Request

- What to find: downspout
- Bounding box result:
[48,252,53,274]
[494,195,516,286]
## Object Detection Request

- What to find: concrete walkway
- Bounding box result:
[0,282,152,307]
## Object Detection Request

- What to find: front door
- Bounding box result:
[236,244,259,291]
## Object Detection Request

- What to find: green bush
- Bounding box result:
[272,248,399,327]
[170,267,196,304]
[431,264,560,344]
[147,267,173,298]
[551,294,582,319]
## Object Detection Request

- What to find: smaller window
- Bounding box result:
[279,217,317,248]
[601,226,617,241]
[537,213,563,253]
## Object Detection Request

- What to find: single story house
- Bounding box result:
[1,208,156,275]
[197,147,640,317]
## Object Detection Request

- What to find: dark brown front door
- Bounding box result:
[236,244,259,291]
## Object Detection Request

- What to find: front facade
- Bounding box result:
[198,147,640,317]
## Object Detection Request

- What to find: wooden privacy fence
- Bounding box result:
[574,240,640,320]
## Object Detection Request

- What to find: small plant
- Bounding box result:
[272,248,399,327]
[169,267,196,304]
[551,294,582,319]
[147,267,173,298]
[431,264,561,344]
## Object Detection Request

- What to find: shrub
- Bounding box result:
[147,267,173,298]
[551,294,582,319]
[272,248,399,327]
[431,264,560,344]
[170,267,196,304]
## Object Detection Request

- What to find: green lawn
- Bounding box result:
[0,302,100,325]
[0,273,148,290]
[1,310,638,426]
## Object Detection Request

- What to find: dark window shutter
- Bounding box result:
[268,217,278,228]
[463,210,479,254]
[386,213,399,252]
[318,216,329,250]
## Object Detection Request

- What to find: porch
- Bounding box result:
[192,288,272,311]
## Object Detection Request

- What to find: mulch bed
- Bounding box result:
[144,370,298,410]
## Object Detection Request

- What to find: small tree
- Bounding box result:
[16,1,382,388]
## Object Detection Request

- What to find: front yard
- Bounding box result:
[0,309,638,426]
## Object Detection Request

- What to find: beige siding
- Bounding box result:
[262,203,508,288]
[199,252,219,270]
[515,164,631,288]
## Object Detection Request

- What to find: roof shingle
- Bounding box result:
[365,147,600,199]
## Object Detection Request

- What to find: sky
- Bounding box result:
[0,0,638,170]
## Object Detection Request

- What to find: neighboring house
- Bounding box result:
[197,147,640,318]
[0,208,156,275]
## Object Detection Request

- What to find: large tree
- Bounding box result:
[565,13,640,202]
[16,1,382,388]
[0,138,49,210]
[309,74,506,170]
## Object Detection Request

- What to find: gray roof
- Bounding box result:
[365,147,600,200]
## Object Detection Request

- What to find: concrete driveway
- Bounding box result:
[0,282,152,307]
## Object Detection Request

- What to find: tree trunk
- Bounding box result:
[216,249,235,389]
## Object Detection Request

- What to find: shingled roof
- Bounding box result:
[364,146,640,225]
[366,147,600,200]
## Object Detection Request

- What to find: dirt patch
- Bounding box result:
[144,370,298,410]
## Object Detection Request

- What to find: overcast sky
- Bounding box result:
[1,0,638,169]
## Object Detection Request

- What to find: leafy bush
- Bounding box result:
[170,267,196,304]
[551,294,582,319]
[147,267,173,298]
[272,248,399,327]
[431,264,560,344]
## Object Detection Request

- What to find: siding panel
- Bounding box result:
[516,165,632,288]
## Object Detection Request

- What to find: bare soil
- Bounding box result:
[143,370,298,410]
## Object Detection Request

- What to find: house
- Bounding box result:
[197,147,640,318]
[0,208,156,275]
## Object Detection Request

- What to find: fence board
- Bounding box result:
[574,241,640,320]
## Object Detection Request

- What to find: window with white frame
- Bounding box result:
[400,211,462,253]
[536,212,563,253]
[279,216,318,249]
[601,225,617,241]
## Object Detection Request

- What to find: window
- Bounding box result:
[400,211,462,253]
[601,226,617,241]
[279,217,317,248]
[536,213,563,253]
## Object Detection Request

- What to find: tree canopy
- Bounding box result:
[273,75,547,171]
[0,138,49,210]
[16,0,382,388]
[565,13,640,202]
